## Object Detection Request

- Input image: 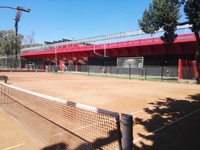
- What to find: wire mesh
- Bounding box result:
[0,83,121,150]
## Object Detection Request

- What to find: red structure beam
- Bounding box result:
[21,33,198,60]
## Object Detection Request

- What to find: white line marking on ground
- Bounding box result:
[128,100,195,115]
[72,118,115,132]
[133,108,200,143]
[56,96,75,99]
[9,114,44,146]
[53,118,116,137]
[54,131,66,136]
[2,143,25,150]
[128,102,170,115]
[129,110,143,115]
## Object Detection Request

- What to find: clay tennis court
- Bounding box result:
[1,72,200,150]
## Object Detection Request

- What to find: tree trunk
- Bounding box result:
[194,31,200,84]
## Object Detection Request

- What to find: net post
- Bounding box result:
[121,114,133,150]
[5,76,8,84]
[116,115,122,150]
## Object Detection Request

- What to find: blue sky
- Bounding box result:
[0,0,186,44]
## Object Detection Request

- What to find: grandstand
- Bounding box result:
[19,24,198,80]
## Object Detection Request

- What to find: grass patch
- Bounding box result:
[58,71,180,83]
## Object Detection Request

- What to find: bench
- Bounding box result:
[0,75,8,83]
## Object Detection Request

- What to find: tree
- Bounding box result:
[139,0,200,83]
[0,29,23,56]
[22,31,35,47]
[21,32,43,48]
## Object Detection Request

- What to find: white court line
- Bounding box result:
[56,96,76,99]
[53,118,116,137]
[128,102,170,115]
[128,100,190,115]
[72,119,114,132]
[8,112,44,146]
[129,110,143,115]
[133,107,200,143]
[2,143,25,150]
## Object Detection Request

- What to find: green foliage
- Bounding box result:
[184,0,200,83]
[0,29,23,56]
[139,0,183,44]
[139,0,200,83]
[184,0,200,33]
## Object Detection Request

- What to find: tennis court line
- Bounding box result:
[133,107,200,143]
[129,106,164,115]
[129,99,195,115]
[2,143,25,150]
[54,118,116,136]
[129,109,143,115]
[72,118,115,132]
[56,96,76,99]
[54,118,116,137]
[8,112,45,146]
[52,119,118,145]
[128,102,171,115]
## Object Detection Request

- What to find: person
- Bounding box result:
[166,69,172,77]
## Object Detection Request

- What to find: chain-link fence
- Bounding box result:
[64,65,178,82]
[0,55,21,70]
[0,55,45,71]
[1,57,196,82]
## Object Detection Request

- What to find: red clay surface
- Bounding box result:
[1,72,200,149]
[0,107,41,150]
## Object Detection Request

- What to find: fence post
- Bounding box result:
[106,65,108,77]
[129,64,131,79]
[161,65,164,81]
[121,114,134,150]
[145,66,147,80]
[88,65,90,75]
[141,68,144,76]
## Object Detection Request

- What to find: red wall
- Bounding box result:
[178,59,198,80]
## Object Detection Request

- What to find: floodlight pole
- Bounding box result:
[0,5,30,37]
[0,6,30,12]
[0,5,31,69]
[14,6,31,36]
[0,6,31,36]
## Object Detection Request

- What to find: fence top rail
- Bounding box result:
[0,82,119,117]
[21,24,192,53]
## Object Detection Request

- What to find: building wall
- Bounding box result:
[88,54,195,67]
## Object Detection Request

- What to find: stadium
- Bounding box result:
[18,24,198,81]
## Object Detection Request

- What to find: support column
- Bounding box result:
[192,60,198,79]
[56,59,59,67]
[76,58,78,72]
[41,59,45,70]
[60,60,65,72]
[178,59,182,80]
[48,60,51,72]
[48,60,51,67]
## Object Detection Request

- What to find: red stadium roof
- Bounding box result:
[21,33,197,60]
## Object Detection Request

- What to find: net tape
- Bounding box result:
[0,83,121,150]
